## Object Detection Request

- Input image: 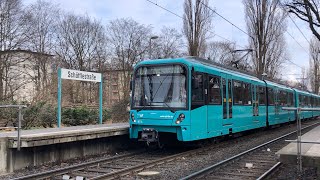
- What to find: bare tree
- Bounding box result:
[244,0,288,78]
[309,37,320,94]
[0,0,27,102]
[183,0,213,57]
[56,13,107,103]
[206,41,235,63]
[286,0,320,41]
[23,0,60,100]
[151,27,184,59]
[206,41,253,71]
[106,18,151,100]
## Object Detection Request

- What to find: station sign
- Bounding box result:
[61,68,101,82]
[57,68,103,127]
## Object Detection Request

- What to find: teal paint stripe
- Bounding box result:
[99,74,103,124]
[57,68,62,127]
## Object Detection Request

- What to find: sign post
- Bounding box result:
[57,68,103,127]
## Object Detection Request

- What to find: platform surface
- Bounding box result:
[0,123,129,148]
[276,125,320,167]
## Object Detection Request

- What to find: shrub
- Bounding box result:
[110,99,130,123]
[62,106,98,126]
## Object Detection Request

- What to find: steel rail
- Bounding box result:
[12,150,146,180]
[256,162,282,180]
[180,121,319,180]
[91,148,202,180]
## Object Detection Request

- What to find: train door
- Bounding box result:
[274,89,280,121]
[221,74,232,126]
[251,84,259,122]
[191,71,208,139]
[207,75,223,134]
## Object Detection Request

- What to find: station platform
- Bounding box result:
[0,123,130,174]
[0,123,129,148]
[276,125,320,168]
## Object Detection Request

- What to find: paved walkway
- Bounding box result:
[0,123,128,138]
[276,125,320,167]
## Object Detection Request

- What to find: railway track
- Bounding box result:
[181,121,319,180]
[12,149,186,180]
[12,121,319,180]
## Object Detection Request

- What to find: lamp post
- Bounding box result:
[149,36,158,59]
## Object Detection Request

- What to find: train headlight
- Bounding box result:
[175,113,185,124]
[179,113,185,120]
[131,113,136,122]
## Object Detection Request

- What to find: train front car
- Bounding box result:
[129,59,190,145]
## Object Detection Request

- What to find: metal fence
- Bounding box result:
[282,107,320,176]
[0,105,27,150]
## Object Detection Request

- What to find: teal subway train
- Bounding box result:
[129,57,320,144]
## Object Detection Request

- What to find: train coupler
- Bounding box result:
[139,128,160,146]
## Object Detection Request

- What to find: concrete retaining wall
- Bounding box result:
[0,135,132,175]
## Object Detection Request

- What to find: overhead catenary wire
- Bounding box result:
[288,14,311,46]
[200,1,255,40]
[202,1,306,71]
[147,0,306,71]
[145,0,247,49]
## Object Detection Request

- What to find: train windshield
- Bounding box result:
[133,64,187,110]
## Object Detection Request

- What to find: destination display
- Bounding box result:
[60,68,101,82]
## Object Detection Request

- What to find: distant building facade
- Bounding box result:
[0,50,54,103]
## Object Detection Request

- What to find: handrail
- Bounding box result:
[0,105,27,151]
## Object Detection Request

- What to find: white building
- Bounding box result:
[0,50,54,102]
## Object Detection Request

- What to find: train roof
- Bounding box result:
[137,57,263,82]
[136,57,320,97]
[264,80,292,91]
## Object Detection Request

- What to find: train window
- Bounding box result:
[268,88,275,105]
[288,92,293,106]
[233,81,242,105]
[243,83,251,105]
[208,76,221,104]
[279,91,287,106]
[258,86,266,105]
[192,73,204,101]
[299,95,304,106]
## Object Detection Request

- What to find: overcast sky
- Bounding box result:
[24,0,313,82]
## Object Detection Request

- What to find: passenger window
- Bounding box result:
[288,92,293,106]
[258,86,266,105]
[192,73,204,101]
[279,91,287,106]
[243,83,251,105]
[233,81,242,105]
[299,95,304,106]
[208,76,221,104]
[268,88,275,105]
